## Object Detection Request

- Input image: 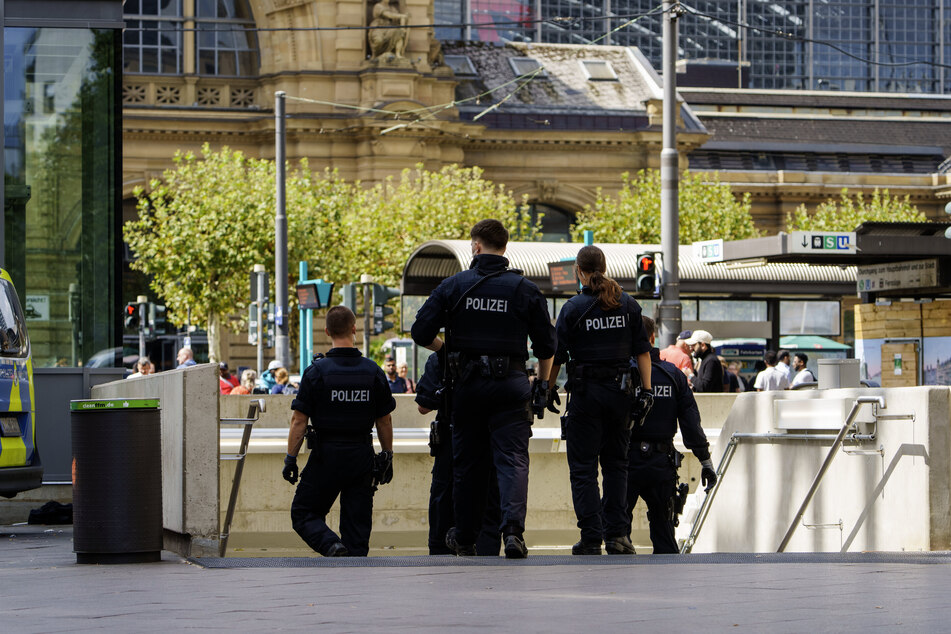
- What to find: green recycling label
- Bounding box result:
[70,398,161,411]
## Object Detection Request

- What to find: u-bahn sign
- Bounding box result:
[788,231,856,254]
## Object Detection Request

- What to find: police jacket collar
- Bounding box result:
[326,347,362,358]
[469,253,509,273]
[649,347,661,362]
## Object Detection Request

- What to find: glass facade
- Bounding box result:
[434,0,951,94]
[4,27,119,367]
[122,0,259,76]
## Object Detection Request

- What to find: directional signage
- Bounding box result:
[693,239,724,263]
[856,259,939,293]
[788,231,856,255]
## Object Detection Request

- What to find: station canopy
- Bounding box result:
[402,240,856,297]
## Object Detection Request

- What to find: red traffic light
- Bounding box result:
[638,255,655,271]
[126,304,137,316]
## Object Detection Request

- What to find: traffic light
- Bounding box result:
[339,283,360,314]
[636,253,657,295]
[372,284,400,335]
[148,303,167,335]
[123,302,139,330]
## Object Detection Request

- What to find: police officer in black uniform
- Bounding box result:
[411,219,556,559]
[546,245,654,555]
[417,351,502,556]
[282,306,396,557]
[626,316,716,554]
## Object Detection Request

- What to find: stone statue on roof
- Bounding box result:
[368,0,410,60]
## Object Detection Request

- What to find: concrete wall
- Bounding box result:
[219,392,734,554]
[92,364,220,556]
[692,386,951,553]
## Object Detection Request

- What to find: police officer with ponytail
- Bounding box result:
[546,245,653,556]
[412,219,556,559]
[282,306,396,557]
[626,315,715,554]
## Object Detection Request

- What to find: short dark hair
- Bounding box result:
[777,349,790,362]
[326,306,355,338]
[794,352,809,364]
[764,350,778,366]
[642,315,655,337]
[470,219,508,251]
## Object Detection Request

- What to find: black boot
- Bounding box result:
[572,540,602,556]
[504,534,527,559]
[446,527,476,556]
[604,535,636,555]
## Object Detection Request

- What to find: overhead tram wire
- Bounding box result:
[680,2,951,71]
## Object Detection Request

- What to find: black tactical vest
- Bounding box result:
[449,270,528,357]
[564,294,635,365]
[313,360,378,433]
[636,362,682,440]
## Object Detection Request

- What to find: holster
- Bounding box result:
[305,424,317,450]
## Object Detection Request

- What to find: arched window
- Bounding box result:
[123,0,259,76]
[524,203,574,242]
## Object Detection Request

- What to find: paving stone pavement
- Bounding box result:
[3,525,951,632]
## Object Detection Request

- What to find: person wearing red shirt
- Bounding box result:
[659,330,695,384]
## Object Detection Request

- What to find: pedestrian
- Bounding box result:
[219,362,238,394]
[720,356,740,393]
[410,219,556,559]
[728,361,749,392]
[127,356,154,378]
[659,330,695,385]
[626,316,716,554]
[686,330,723,392]
[270,367,291,394]
[229,369,257,395]
[398,362,416,393]
[545,245,653,556]
[790,352,816,387]
[416,351,501,556]
[754,350,790,391]
[257,359,282,392]
[176,347,197,369]
[383,356,407,393]
[776,350,792,382]
[282,306,396,557]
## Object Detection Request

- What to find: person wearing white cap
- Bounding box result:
[686,329,723,393]
[256,359,284,392]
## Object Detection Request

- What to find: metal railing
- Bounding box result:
[218,398,266,558]
[681,396,885,554]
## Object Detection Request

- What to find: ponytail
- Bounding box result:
[577,245,621,311]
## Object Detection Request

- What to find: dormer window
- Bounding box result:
[580,60,618,81]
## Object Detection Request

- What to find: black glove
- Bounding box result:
[531,380,550,419]
[282,454,299,484]
[630,386,655,428]
[372,450,394,486]
[546,383,561,414]
[701,459,717,492]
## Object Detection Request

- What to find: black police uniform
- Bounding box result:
[626,348,710,554]
[411,253,556,548]
[554,287,651,546]
[289,347,396,556]
[416,352,502,556]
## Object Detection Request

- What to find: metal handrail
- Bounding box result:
[218,398,266,558]
[680,409,880,554]
[776,396,885,552]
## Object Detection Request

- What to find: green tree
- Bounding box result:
[785,188,927,231]
[570,169,761,243]
[347,164,538,287]
[125,144,359,361]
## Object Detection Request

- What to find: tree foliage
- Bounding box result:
[785,189,927,232]
[570,170,761,244]
[125,150,532,359]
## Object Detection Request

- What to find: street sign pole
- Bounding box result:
[137,295,148,358]
[657,0,682,348]
[255,264,266,378]
[361,274,372,359]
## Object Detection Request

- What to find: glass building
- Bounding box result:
[3,1,123,367]
[435,0,951,94]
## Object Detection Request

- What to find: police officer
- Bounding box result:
[546,245,653,555]
[411,219,556,559]
[416,351,502,556]
[282,306,396,557]
[626,316,716,554]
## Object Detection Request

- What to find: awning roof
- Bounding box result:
[402,240,857,297]
[780,335,852,350]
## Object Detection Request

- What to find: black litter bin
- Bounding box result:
[71,398,162,564]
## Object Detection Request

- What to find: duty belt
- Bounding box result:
[449,352,526,380]
[568,363,630,382]
[634,439,673,456]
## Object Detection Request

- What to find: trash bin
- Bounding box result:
[70,398,162,564]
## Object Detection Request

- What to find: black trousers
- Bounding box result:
[429,424,502,555]
[626,447,678,554]
[451,371,532,545]
[564,380,631,543]
[290,441,375,556]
